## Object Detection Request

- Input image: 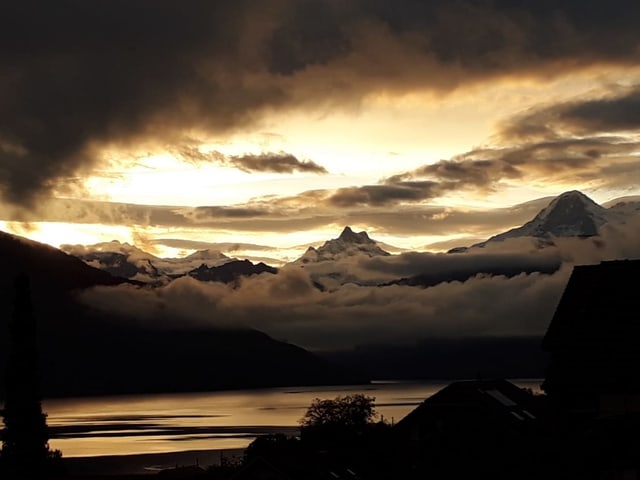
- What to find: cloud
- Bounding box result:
[0,190,556,242]
[320,134,640,208]
[360,249,562,280]
[174,145,327,174]
[501,86,640,141]
[3,1,640,206]
[77,216,640,349]
[151,239,274,252]
[192,206,272,219]
[230,152,327,174]
[377,111,640,203]
[328,182,441,207]
[231,152,328,173]
[79,266,568,349]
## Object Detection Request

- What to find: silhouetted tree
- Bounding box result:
[1,275,61,477]
[300,394,378,430]
[299,394,381,450]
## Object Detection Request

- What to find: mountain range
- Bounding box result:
[2,189,638,396]
[66,191,640,284]
[0,232,365,398]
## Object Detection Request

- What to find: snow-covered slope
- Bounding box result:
[475,191,620,247]
[295,226,390,264]
[62,241,233,282]
[604,195,640,218]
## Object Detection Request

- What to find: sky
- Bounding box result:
[2,1,640,260]
[2,1,640,352]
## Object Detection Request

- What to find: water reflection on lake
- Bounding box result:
[44,379,541,457]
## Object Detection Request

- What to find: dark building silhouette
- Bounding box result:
[1,275,55,476]
[542,259,640,418]
[541,259,640,478]
[393,379,543,478]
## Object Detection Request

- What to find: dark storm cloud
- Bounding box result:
[339,198,553,236]
[320,136,632,208]
[3,0,640,206]
[192,206,272,219]
[385,136,640,201]
[361,250,562,279]
[392,158,520,186]
[174,145,327,174]
[398,86,640,196]
[0,187,597,241]
[151,239,274,252]
[230,152,327,174]
[328,182,441,207]
[502,86,640,140]
[0,1,291,205]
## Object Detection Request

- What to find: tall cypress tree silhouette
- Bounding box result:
[1,274,58,476]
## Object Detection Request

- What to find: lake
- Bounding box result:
[43,379,542,458]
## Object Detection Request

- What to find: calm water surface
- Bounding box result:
[43,380,541,457]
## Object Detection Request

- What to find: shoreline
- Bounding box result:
[62,448,246,476]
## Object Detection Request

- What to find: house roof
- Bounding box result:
[394,379,538,433]
[542,259,640,351]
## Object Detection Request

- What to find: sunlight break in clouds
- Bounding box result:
[2,1,640,259]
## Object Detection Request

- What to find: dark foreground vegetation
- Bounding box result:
[174,384,640,480]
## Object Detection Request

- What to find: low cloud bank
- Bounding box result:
[78,217,640,350]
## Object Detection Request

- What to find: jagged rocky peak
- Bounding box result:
[294,226,390,264]
[338,226,375,244]
[543,190,602,213]
[528,190,609,236]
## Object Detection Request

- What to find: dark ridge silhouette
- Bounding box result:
[38,327,368,398]
[542,259,640,417]
[320,336,549,380]
[78,250,160,279]
[0,230,129,295]
[183,259,277,283]
[1,275,61,477]
[0,230,367,398]
[384,260,561,288]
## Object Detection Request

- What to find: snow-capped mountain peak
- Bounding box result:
[185,249,231,262]
[476,190,619,246]
[337,226,375,244]
[532,190,608,230]
[294,226,390,263]
[63,243,234,283]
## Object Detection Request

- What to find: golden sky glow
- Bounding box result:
[3,2,640,260]
[5,1,640,357]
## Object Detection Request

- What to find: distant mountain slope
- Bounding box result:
[470,190,628,249]
[185,259,278,283]
[295,226,390,263]
[0,231,366,398]
[604,195,640,217]
[1,231,127,294]
[387,257,561,288]
[63,241,233,282]
[320,336,548,381]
